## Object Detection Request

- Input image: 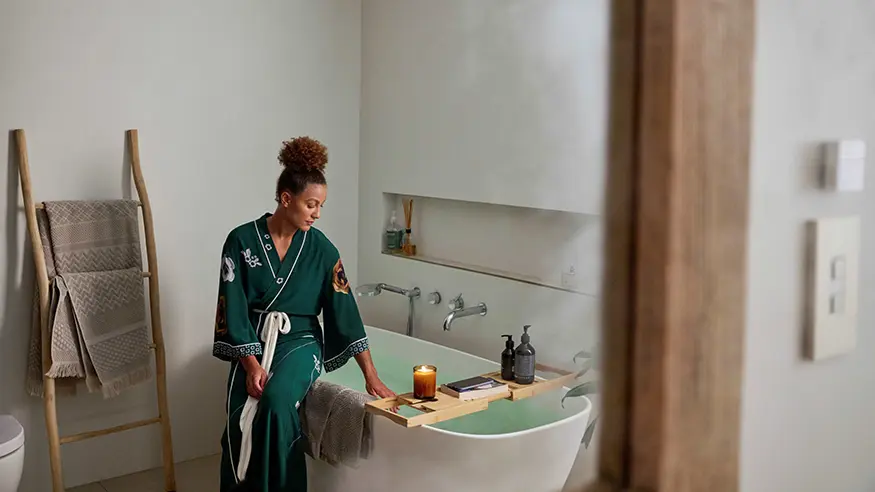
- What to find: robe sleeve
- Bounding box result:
[212,231,262,362]
[320,251,369,373]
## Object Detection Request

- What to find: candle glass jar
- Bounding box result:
[413,365,437,399]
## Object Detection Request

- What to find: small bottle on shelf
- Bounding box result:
[385,210,401,252]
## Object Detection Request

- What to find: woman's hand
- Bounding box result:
[354,349,398,411]
[241,356,267,399]
[365,376,397,400]
[366,375,399,413]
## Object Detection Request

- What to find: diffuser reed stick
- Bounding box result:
[402,198,416,256]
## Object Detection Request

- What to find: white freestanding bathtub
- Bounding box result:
[306,325,592,492]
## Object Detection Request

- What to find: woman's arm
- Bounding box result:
[213,232,262,362]
[354,349,396,399]
[318,245,397,401]
[213,232,266,398]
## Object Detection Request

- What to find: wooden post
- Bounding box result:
[591,0,640,489]
[127,129,178,492]
[629,0,755,490]
[592,0,755,490]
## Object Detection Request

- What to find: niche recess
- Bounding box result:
[381,193,601,296]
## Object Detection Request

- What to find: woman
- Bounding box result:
[212,136,396,492]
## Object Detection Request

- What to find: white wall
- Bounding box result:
[360,0,608,215]
[742,1,875,491]
[359,1,609,489]
[0,1,362,489]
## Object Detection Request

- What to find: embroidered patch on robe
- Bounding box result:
[215,296,228,335]
[332,259,350,294]
[242,248,262,268]
[221,255,235,283]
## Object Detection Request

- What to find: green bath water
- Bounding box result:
[322,345,573,435]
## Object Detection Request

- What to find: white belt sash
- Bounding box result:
[236,311,291,481]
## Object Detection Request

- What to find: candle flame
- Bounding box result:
[415,365,434,373]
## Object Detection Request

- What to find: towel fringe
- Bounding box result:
[99,364,154,399]
[46,363,85,379]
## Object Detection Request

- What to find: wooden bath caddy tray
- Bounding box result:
[365,363,579,428]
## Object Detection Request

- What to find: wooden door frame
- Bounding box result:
[592,1,755,491]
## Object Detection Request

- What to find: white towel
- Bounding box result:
[236,311,290,481]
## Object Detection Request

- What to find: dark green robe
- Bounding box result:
[213,213,368,492]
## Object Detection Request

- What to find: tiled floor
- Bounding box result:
[69,454,220,492]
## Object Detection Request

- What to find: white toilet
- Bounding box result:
[0,415,24,492]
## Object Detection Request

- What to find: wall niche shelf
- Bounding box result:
[381,251,595,296]
[382,191,601,217]
[381,192,602,298]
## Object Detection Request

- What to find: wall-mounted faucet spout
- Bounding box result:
[443,302,487,331]
[355,283,421,337]
[355,283,418,298]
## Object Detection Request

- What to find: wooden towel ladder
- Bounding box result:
[14,129,177,492]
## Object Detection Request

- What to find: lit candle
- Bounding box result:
[413,365,437,399]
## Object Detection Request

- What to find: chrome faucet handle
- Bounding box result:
[428,291,442,305]
[448,294,465,311]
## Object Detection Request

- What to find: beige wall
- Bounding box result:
[743,1,875,490]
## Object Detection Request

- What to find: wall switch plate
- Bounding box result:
[805,216,860,360]
[824,140,866,191]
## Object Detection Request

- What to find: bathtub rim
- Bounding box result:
[360,324,593,440]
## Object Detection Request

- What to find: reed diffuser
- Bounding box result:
[401,198,416,256]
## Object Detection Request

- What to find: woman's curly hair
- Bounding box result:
[275,136,328,201]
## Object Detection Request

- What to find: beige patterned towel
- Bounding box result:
[301,380,376,468]
[26,200,153,399]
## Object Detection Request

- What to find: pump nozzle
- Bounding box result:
[501,334,514,348]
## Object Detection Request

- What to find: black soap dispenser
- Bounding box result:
[500,335,515,380]
[514,325,536,385]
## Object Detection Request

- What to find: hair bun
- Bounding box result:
[278,136,328,172]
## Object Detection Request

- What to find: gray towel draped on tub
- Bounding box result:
[26,200,154,399]
[301,380,376,468]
